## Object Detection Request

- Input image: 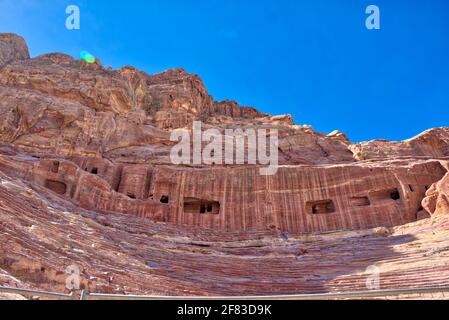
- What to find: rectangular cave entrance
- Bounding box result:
[349,196,371,207]
[183,198,220,215]
[44,180,67,195]
[369,188,401,202]
[51,161,60,173]
[306,199,336,214]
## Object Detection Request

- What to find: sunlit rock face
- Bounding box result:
[0,33,29,68]
[423,170,449,216]
[0,32,448,233]
[1,33,449,297]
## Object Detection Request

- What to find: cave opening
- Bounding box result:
[350,196,371,207]
[51,161,60,173]
[91,167,98,175]
[160,195,169,204]
[306,200,336,214]
[369,188,401,202]
[44,180,67,195]
[112,167,123,192]
[390,190,401,201]
[184,198,220,215]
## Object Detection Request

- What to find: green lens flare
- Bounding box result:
[80,51,96,64]
[85,56,96,63]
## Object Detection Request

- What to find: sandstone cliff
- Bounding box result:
[0,33,448,297]
[0,34,29,68]
[0,33,448,234]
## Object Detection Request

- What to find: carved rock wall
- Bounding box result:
[0,33,448,236]
[1,33,449,296]
[1,150,446,234]
[2,168,449,296]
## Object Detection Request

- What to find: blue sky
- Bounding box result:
[1,0,448,142]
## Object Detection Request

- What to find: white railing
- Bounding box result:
[0,286,75,299]
[2,285,449,300]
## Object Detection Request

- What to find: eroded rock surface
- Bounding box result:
[423,171,449,215]
[0,33,29,68]
[1,33,449,296]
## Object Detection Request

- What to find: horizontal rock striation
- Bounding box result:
[1,171,449,296]
[1,33,449,296]
[1,148,447,234]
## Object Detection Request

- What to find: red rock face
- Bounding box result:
[1,33,449,296]
[0,33,448,234]
[423,171,449,215]
[0,34,29,68]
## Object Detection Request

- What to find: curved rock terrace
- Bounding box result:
[1,33,449,298]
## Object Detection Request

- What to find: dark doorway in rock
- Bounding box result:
[51,161,60,173]
[390,189,401,201]
[349,196,370,207]
[112,167,123,192]
[184,198,220,215]
[44,180,67,195]
[160,195,169,204]
[91,168,98,175]
[370,188,401,202]
[306,200,336,214]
